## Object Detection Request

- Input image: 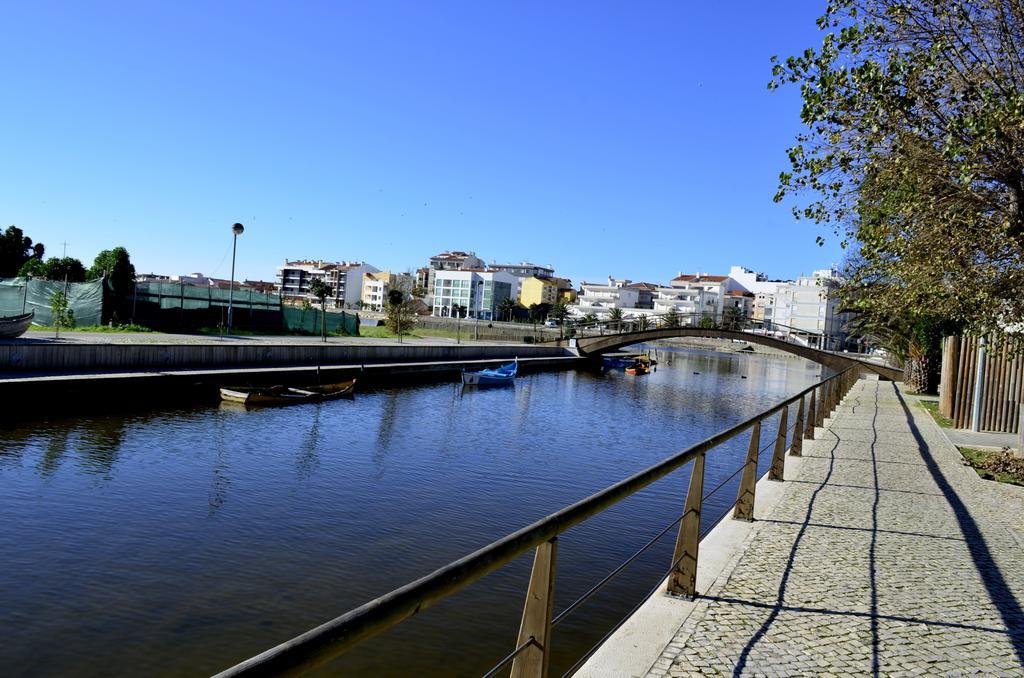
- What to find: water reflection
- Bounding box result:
[0,348,825,677]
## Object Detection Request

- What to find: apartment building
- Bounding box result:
[431,269,516,320]
[573,277,641,318]
[361,271,413,311]
[422,251,485,305]
[276,259,380,308]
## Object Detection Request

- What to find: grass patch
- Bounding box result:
[358,325,470,341]
[31,323,156,333]
[959,447,1024,487]
[919,400,954,428]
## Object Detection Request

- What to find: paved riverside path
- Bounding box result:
[649,379,1024,676]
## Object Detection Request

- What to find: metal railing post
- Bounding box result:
[511,538,558,678]
[805,389,817,440]
[768,406,789,481]
[733,421,761,521]
[790,397,805,456]
[667,452,705,598]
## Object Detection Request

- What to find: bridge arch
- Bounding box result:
[570,327,901,380]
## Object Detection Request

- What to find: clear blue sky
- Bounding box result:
[1,1,841,285]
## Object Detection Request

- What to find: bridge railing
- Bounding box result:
[538,312,859,353]
[214,366,863,678]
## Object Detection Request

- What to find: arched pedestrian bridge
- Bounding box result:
[568,327,903,381]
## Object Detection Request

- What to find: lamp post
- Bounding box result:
[226,222,245,333]
[475,280,484,340]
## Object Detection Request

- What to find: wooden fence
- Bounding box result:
[940,335,1024,432]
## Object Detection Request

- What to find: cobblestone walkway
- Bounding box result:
[649,380,1024,676]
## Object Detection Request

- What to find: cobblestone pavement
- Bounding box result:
[649,379,1024,677]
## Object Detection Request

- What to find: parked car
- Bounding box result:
[544,319,559,328]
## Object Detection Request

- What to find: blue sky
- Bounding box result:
[1,1,840,285]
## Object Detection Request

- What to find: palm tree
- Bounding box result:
[607,307,624,332]
[498,296,516,322]
[638,314,651,331]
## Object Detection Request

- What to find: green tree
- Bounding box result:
[581,312,598,326]
[385,288,417,338]
[771,0,1024,330]
[21,257,86,282]
[0,226,42,278]
[698,315,717,330]
[497,296,516,322]
[637,314,651,331]
[551,302,570,325]
[722,306,745,331]
[607,306,624,331]
[50,290,75,337]
[17,257,47,278]
[308,278,332,342]
[662,308,681,328]
[88,247,136,296]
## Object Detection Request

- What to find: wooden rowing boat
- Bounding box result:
[220,379,357,406]
[0,311,34,339]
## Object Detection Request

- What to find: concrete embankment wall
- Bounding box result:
[0,342,569,374]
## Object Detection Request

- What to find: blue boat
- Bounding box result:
[462,360,518,386]
[602,356,634,369]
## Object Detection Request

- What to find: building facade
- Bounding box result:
[361,271,414,311]
[431,269,515,320]
[276,260,380,308]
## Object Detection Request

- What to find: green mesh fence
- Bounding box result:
[0,278,104,326]
[133,282,282,311]
[282,306,360,335]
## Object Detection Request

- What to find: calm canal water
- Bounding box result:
[0,347,825,677]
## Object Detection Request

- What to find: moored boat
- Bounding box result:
[0,311,34,339]
[625,359,651,376]
[462,360,517,386]
[220,379,357,406]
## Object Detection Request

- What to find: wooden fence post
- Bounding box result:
[667,452,705,598]
[511,539,558,678]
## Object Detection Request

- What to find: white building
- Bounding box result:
[361,271,414,311]
[276,260,380,308]
[422,251,485,306]
[487,261,556,299]
[431,269,516,320]
[771,268,850,347]
[573,277,641,318]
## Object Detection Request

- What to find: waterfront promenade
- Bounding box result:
[603,379,1024,676]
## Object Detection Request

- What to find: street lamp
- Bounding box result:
[227,222,244,334]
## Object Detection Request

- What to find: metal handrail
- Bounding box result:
[215,366,859,677]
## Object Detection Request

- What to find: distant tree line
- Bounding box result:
[0,225,136,296]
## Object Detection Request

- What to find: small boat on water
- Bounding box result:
[625,355,652,375]
[603,354,652,370]
[220,379,357,406]
[462,360,517,386]
[0,311,34,339]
